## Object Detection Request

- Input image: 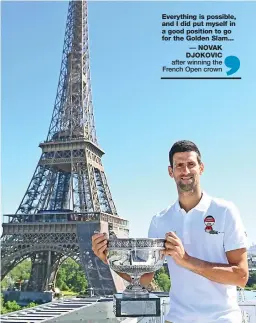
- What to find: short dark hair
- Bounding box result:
[169,140,201,167]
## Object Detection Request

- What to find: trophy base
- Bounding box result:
[113,293,161,317]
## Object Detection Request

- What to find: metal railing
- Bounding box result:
[3,212,129,227]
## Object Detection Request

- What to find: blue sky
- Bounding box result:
[2,1,256,245]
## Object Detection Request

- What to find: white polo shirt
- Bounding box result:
[148,192,248,323]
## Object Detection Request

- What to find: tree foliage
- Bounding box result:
[5,300,21,312]
[1,294,8,314]
[247,271,256,287]
[154,266,171,292]
[1,259,31,290]
[1,294,21,314]
[1,258,88,294]
[55,258,88,293]
[1,294,38,314]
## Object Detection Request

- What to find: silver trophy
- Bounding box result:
[107,238,165,317]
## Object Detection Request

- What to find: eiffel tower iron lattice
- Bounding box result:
[1,0,129,295]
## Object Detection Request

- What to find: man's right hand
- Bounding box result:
[91,233,108,264]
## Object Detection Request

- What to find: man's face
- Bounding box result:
[168,151,204,192]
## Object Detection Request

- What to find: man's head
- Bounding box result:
[168,140,204,192]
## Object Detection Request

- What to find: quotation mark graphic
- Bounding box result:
[224,56,240,76]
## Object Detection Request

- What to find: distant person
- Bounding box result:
[92,140,249,323]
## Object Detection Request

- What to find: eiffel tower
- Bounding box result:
[1,0,129,296]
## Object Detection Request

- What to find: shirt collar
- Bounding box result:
[174,191,211,213]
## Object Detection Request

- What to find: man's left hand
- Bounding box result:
[162,232,190,267]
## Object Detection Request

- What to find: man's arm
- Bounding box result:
[183,247,249,288]
[164,232,249,288]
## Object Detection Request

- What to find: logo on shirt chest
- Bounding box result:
[204,215,223,235]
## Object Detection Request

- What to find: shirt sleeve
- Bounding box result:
[223,202,249,252]
[148,215,159,238]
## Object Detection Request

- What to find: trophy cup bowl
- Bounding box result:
[107,238,165,299]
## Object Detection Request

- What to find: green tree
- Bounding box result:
[1,258,88,296]
[1,279,9,291]
[154,267,171,292]
[247,271,256,287]
[1,293,37,314]
[56,258,88,293]
[1,294,8,314]
[1,259,31,290]
[25,302,37,308]
[5,300,21,312]
[155,273,171,292]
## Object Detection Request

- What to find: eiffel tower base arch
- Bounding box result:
[1,215,128,296]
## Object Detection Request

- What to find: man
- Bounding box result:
[92,140,249,323]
